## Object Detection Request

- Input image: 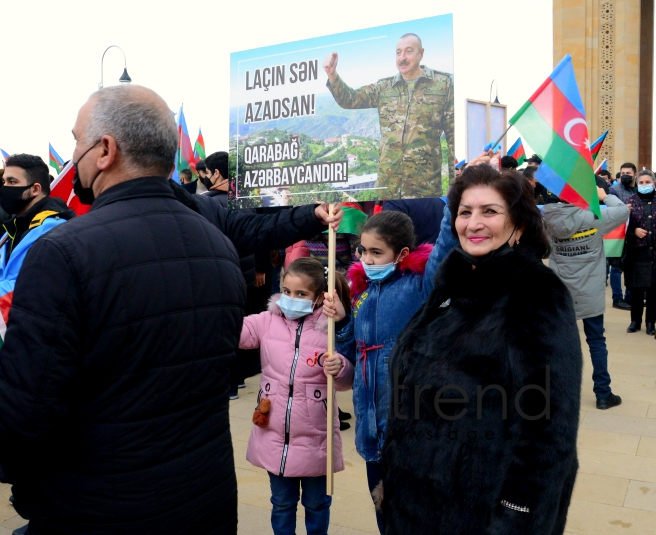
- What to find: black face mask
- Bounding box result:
[72,141,101,205]
[453,241,514,267]
[201,176,213,190]
[0,185,35,215]
[621,174,634,187]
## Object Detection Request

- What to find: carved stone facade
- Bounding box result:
[598,1,615,167]
[553,0,652,173]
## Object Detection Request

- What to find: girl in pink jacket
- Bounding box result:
[239,258,354,535]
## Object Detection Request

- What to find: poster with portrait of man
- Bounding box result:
[229,15,454,208]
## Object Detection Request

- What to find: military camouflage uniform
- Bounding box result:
[327,66,454,198]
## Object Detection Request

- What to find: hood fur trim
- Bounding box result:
[348,243,434,297]
[268,294,328,333]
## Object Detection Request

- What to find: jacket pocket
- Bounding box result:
[306,383,329,432]
[257,378,279,409]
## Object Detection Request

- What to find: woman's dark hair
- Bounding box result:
[284,257,351,314]
[361,211,416,254]
[448,164,551,259]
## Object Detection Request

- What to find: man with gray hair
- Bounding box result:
[0,85,256,534]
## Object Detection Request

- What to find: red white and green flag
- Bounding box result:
[194,128,206,161]
[509,54,600,217]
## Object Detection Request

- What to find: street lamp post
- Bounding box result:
[490,79,500,104]
[99,45,132,90]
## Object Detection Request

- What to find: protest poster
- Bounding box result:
[229,15,454,208]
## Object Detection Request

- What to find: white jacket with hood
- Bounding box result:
[544,195,629,319]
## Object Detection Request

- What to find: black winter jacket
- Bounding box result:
[382,245,582,535]
[0,177,246,535]
[178,181,325,285]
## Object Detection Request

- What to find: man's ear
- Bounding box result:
[30,182,42,197]
[97,135,118,171]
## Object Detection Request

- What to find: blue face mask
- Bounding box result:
[278,294,315,319]
[361,257,399,282]
[638,184,655,195]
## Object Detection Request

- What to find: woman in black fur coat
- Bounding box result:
[381,165,582,534]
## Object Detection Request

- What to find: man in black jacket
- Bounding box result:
[200,151,229,205]
[0,85,338,535]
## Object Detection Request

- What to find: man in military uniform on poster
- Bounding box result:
[323,33,454,198]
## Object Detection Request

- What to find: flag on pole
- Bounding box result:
[194,128,206,161]
[177,106,195,174]
[590,130,609,162]
[48,143,65,174]
[1,149,9,167]
[507,137,526,165]
[50,161,91,216]
[509,54,600,217]
[594,159,608,174]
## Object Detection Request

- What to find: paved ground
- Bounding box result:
[0,284,654,534]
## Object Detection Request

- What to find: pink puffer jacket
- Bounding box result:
[240,296,354,477]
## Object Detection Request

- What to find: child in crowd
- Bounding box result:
[240,258,354,535]
[322,211,442,533]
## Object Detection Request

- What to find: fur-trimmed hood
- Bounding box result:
[267,293,328,333]
[348,243,434,296]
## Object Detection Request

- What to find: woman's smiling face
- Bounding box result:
[455,185,522,257]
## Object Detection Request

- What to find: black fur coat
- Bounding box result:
[382,245,582,534]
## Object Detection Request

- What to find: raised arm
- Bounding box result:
[324,53,381,110]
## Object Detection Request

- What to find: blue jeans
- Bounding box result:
[609,265,624,301]
[268,472,331,535]
[582,315,612,399]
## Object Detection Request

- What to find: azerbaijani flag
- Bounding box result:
[594,159,608,174]
[507,137,526,165]
[50,161,91,216]
[177,106,195,174]
[194,128,206,161]
[49,143,65,174]
[604,222,626,258]
[590,130,608,162]
[1,149,9,167]
[509,54,600,217]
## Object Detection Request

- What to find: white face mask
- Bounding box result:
[278,294,316,319]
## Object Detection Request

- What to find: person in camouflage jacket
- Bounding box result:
[324,34,454,199]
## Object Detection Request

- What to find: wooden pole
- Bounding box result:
[326,203,336,496]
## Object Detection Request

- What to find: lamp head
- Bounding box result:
[119,68,132,84]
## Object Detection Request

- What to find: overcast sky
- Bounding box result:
[1,0,653,172]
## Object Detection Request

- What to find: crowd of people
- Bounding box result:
[0,83,651,535]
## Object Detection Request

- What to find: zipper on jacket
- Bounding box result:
[279,318,305,476]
